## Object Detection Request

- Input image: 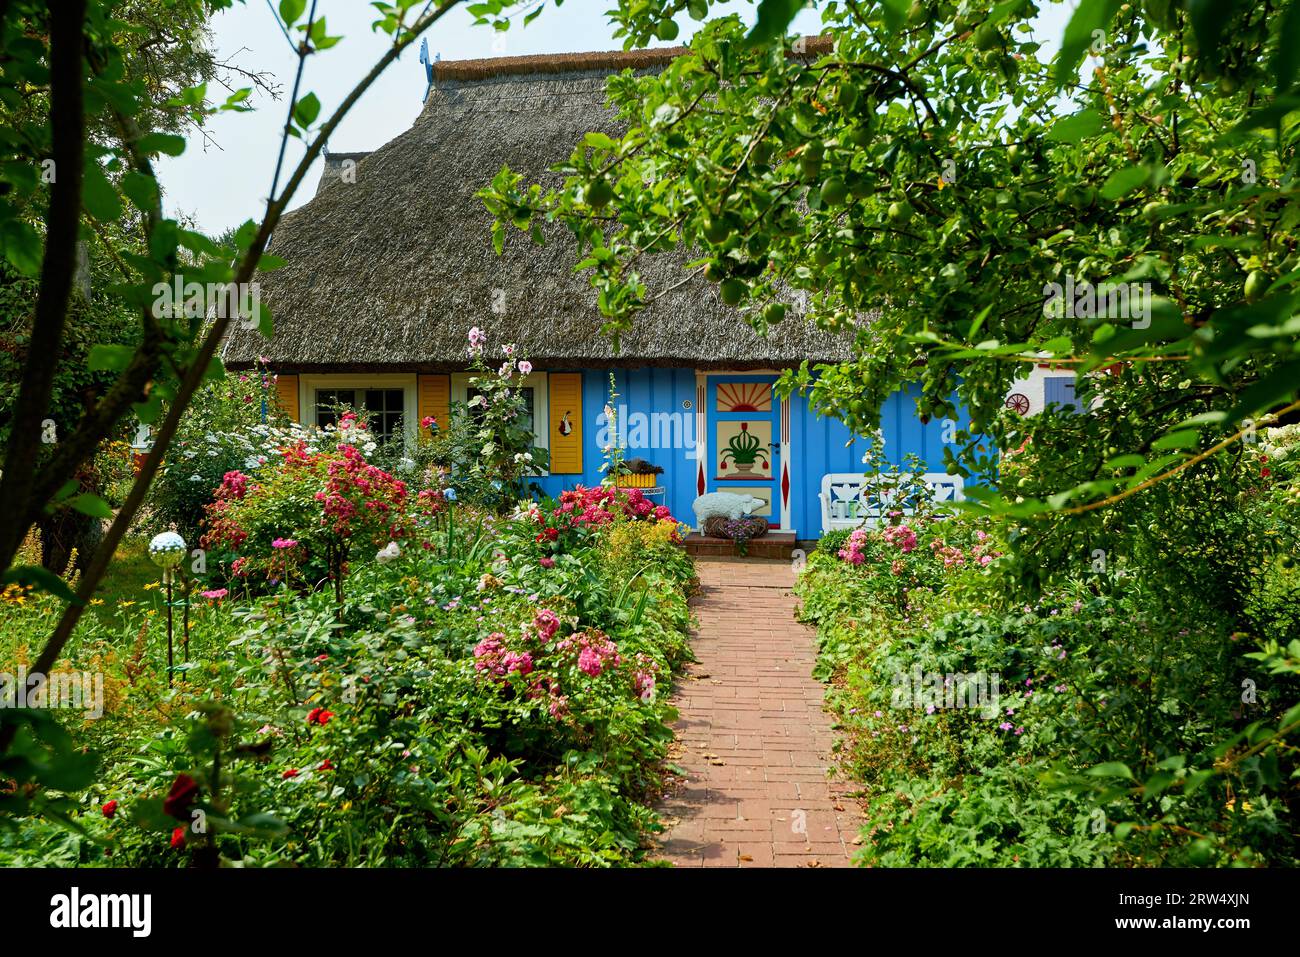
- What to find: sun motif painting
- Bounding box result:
[715,381,772,412]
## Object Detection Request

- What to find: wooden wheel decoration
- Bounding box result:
[1005,392,1030,415]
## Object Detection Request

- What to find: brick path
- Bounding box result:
[655,556,859,867]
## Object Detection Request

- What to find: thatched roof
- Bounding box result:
[222,40,851,372]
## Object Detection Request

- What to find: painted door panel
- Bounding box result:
[705,375,781,528]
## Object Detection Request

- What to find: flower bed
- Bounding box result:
[796,505,1300,868]
[0,439,697,867]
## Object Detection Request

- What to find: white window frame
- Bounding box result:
[451,370,550,476]
[298,373,418,446]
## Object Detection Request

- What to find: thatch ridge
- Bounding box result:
[223,41,851,371]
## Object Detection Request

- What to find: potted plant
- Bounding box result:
[608,457,664,489]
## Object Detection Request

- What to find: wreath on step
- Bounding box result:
[702,515,769,544]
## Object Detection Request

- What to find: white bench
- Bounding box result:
[819,472,965,534]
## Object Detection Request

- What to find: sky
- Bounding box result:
[158,0,1076,236]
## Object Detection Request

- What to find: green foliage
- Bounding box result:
[796,505,1300,866]
[146,360,290,539]
[484,1,1300,533]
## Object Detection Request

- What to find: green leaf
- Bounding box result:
[293,92,321,129]
[967,303,994,340]
[279,0,307,25]
[1045,108,1104,143]
[81,161,122,222]
[1055,0,1123,86]
[584,132,617,151]
[87,343,136,373]
[1104,453,1147,470]
[1,566,83,605]
[1226,360,1300,420]
[135,133,187,157]
[38,749,99,792]
[0,218,41,275]
[1275,0,1300,91]
[121,171,159,212]
[252,299,274,338]
[1100,165,1148,200]
[68,493,113,519]
[1087,761,1134,779]
[746,0,804,45]
[1150,429,1201,450]
[1187,0,1239,70]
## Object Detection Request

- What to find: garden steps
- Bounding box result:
[654,557,860,868]
[680,531,798,560]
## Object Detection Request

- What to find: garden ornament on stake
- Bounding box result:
[148,530,186,688]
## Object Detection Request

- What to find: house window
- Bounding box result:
[467,386,536,438]
[1044,376,1085,413]
[315,388,406,442]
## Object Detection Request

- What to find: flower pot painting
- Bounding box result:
[716,420,771,479]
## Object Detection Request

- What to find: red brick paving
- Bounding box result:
[655,556,859,867]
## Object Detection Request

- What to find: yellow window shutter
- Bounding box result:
[549,372,583,474]
[417,374,451,430]
[273,374,299,421]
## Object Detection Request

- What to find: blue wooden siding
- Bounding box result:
[532,369,964,538]
[789,382,967,536]
[533,368,698,523]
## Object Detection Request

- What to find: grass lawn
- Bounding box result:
[86,535,177,626]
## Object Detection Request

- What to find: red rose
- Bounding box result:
[170,826,186,849]
[1261,467,1271,478]
[101,800,118,818]
[317,759,334,771]
[162,773,199,820]
[306,708,335,726]
[282,768,300,779]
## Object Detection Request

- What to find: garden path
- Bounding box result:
[655,556,859,867]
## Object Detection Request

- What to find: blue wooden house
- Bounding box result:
[220,46,963,541]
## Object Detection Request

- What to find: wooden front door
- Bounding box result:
[705,375,782,529]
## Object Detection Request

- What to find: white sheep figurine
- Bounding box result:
[691,492,766,524]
